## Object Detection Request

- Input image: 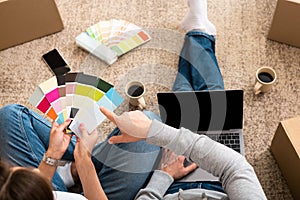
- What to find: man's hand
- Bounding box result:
[74,124,98,159]
[100,106,152,144]
[161,155,197,180]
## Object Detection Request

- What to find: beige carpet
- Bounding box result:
[1,0,299,199]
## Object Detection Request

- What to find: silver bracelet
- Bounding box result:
[42,154,68,166]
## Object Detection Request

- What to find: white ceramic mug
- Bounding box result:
[125,81,146,109]
[254,67,277,95]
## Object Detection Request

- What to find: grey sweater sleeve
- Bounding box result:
[136,120,267,200]
[134,170,174,199]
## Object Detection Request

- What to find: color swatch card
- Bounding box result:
[29,73,124,137]
[76,19,151,64]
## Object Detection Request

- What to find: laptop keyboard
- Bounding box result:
[205,133,241,153]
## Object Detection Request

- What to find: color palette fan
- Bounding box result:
[29,72,123,137]
[75,19,151,65]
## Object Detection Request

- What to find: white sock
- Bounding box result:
[180,0,216,35]
[56,162,75,188]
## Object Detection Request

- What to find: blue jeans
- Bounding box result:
[0,104,161,200]
[168,31,225,194]
[173,31,224,91]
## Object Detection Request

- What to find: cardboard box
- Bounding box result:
[268,0,300,48]
[270,116,300,200]
[0,0,64,50]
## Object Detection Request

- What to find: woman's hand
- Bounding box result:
[46,119,72,159]
[100,106,152,144]
[73,124,108,200]
[161,155,197,180]
[74,124,98,160]
[39,119,72,181]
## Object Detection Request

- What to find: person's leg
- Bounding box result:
[0,104,76,191]
[91,111,162,200]
[173,0,224,91]
[173,32,224,91]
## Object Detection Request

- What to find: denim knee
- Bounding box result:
[0,104,25,121]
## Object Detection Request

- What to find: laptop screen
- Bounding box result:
[157,90,243,131]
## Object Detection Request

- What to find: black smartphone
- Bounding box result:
[42,49,71,76]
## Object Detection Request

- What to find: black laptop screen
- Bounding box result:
[157,90,243,131]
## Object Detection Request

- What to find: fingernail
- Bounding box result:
[108,139,113,144]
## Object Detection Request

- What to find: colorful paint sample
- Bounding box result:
[105,88,124,107]
[97,87,124,112]
[72,74,104,120]
[97,95,116,111]
[74,75,98,98]
[65,72,83,117]
[96,78,113,93]
[70,103,106,136]
[108,30,150,56]
[85,78,113,102]
[29,87,53,120]
[39,77,60,105]
[56,75,67,122]
[37,96,51,113]
[69,107,79,119]
[85,19,151,57]
[37,76,66,123]
[29,84,59,122]
[29,72,124,138]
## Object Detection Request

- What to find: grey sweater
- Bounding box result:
[135,120,267,200]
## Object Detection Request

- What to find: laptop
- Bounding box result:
[157,90,244,181]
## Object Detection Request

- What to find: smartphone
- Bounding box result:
[42,49,71,76]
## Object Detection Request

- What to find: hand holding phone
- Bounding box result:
[42,49,71,76]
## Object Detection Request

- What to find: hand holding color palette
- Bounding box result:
[29,73,124,137]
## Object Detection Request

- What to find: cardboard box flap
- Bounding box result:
[268,0,300,48]
[287,0,300,4]
[0,0,64,50]
[281,116,300,157]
